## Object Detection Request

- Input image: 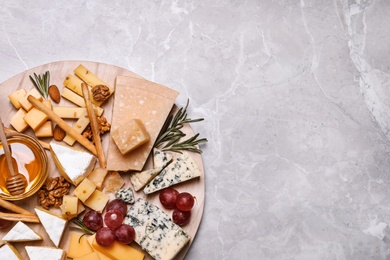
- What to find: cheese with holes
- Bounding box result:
[63,74,103,107]
[50,141,96,186]
[10,108,28,132]
[74,178,96,202]
[111,118,150,155]
[25,246,66,260]
[2,221,42,242]
[0,243,23,260]
[8,89,26,109]
[34,207,68,247]
[124,198,190,260]
[59,195,79,219]
[144,153,201,194]
[107,76,178,171]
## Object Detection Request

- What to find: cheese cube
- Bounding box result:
[111,119,150,155]
[91,237,144,260]
[59,195,79,219]
[10,108,28,132]
[87,167,108,190]
[8,89,26,109]
[67,233,94,258]
[83,189,109,213]
[18,88,43,111]
[35,121,53,137]
[74,178,96,202]
[24,100,51,131]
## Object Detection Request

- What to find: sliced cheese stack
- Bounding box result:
[124,198,190,260]
[107,76,179,172]
[2,221,42,242]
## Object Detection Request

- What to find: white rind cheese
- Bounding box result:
[0,243,22,260]
[25,246,66,260]
[144,153,201,194]
[2,221,42,242]
[50,141,96,186]
[34,207,68,247]
[115,187,135,204]
[124,198,191,260]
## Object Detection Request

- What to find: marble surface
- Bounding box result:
[1,0,390,259]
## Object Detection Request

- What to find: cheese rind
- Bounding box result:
[124,198,190,260]
[144,153,202,194]
[50,141,96,186]
[0,243,23,260]
[2,221,42,242]
[111,118,150,155]
[34,207,68,247]
[25,246,66,260]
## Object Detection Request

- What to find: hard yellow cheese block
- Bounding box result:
[35,121,53,137]
[83,189,109,213]
[18,88,42,111]
[10,108,28,132]
[67,233,94,259]
[24,100,51,131]
[106,76,178,172]
[8,88,26,109]
[74,178,96,202]
[91,237,145,260]
[87,167,108,190]
[73,252,100,260]
[63,74,103,107]
[111,118,150,155]
[53,106,87,119]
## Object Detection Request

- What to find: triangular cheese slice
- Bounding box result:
[143,153,201,194]
[34,207,67,247]
[26,246,66,260]
[153,148,173,168]
[2,221,42,242]
[0,243,22,260]
[50,141,96,186]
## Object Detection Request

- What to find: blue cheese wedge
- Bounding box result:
[34,207,68,247]
[0,243,22,260]
[143,153,201,194]
[115,187,135,204]
[26,246,66,260]
[50,141,96,186]
[153,148,173,168]
[2,221,42,242]
[124,198,190,260]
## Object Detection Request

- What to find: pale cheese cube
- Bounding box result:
[83,189,109,213]
[111,119,150,155]
[74,178,96,202]
[59,195,79,219]
[10,108,28,132]
[18,88,43,111]
[24,100,51,131]
[8,89,26,109]
[35,121,53,137]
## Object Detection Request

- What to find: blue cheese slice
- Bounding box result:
[50,141,96,186]
[2,221,42,242]
[115,187,135,204]
[143,153,201,194]
[153,148,173,168]
[124,198,190,260]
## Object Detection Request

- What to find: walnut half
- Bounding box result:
[82,116,111,142]
[91,84,110,102]
[37,176,70,210]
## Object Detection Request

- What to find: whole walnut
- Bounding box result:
[91,85,110,102]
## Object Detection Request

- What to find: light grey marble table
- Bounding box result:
[1,1,390,259]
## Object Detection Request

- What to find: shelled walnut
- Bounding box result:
[91,84,110,102]
[82,116,111,142]
[38,176,70,210]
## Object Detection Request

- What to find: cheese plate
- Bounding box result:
[0,61,205,259]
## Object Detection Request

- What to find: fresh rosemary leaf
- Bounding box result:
[29,71,50,99]
[69,217,95,235]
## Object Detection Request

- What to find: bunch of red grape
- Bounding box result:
[82,199,135,247]
[159,188,195,226]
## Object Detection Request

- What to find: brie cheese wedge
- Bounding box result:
[50,141,96,186]
[2,221,42,242]
[26,246,66,260]
[0,243,22,260]
[34,207,68,247]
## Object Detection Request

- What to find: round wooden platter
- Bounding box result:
[0,61,205,259]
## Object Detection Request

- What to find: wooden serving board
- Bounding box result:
[0,61,205,259]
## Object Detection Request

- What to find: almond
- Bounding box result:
[53,124,66,141]
[48,85,61,103]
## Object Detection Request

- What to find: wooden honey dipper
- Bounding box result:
[0,117,27,195]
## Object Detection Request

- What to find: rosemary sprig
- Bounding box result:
[155,99,208,154]
[29,71,50,99]
[69,217,95,237]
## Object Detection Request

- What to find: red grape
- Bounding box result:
[176,192,194,212]
[96,227,115,246]
[83,210,103,231]
[172,209,191,226]
[104,209,124,230]
[115,224,135,244]
[106,199,127,216]
[159,188,179,209]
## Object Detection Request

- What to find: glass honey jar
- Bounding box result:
[0,132,48,200]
